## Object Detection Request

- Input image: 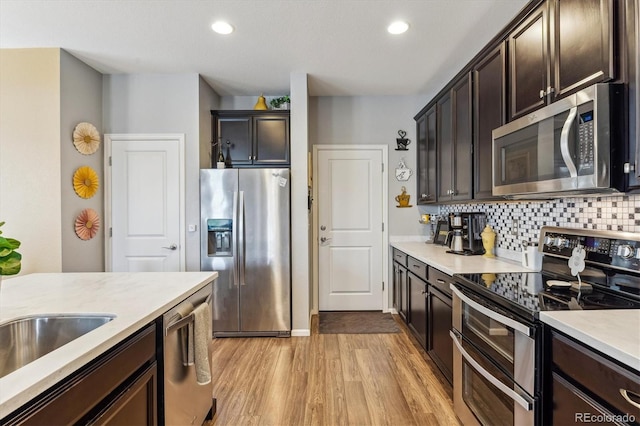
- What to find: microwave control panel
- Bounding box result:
[577,110,594,174]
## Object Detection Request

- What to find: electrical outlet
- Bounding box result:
[511,219,519,236]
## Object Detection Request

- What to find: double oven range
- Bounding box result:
[450,226,640,426]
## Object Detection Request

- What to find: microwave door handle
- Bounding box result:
[450,330,533,411]
[449,284,532,336]
[560,106,579,178]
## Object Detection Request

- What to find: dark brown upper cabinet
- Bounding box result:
[438,74,473,202]
[416,105,438,204]
[212,110,290,167]
[509,0,616,120]
[473,43,506,200]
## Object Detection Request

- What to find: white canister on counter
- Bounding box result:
[522,242,542,271]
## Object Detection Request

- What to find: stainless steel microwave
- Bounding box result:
[492,83,625,198]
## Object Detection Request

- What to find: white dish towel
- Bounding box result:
[193,301,212,385]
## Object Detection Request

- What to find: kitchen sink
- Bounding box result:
[0,314,115,378]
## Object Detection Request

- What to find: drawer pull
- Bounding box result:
[620,389,640,410]
[412,264,421,269]
[436,279,446,284]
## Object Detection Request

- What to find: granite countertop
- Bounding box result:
[0,272,217,418]
[540,310,640,372]
[390,241,533,275]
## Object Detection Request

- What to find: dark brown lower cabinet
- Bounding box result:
[408,272,428,349]
[3,323,158,425]
[547,330,640,425]
[428,285,453,384]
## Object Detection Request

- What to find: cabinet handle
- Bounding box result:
[436,279,446,285]
[539,89,546,99]
[620,389,640,410]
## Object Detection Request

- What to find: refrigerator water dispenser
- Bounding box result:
[207,219,232,256]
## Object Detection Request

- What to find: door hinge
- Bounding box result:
[382,281,385,291]
[382,222,384,232]
[109,227,112,237]
[624,162,635,174]
[381,163,384,173]
[109,156,112,166]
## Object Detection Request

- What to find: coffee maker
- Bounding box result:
[446,212,487,255]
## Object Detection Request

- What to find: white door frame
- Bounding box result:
[104,133,186,272]
[312,144,389,314]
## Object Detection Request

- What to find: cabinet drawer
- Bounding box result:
[407,257,428,281]
[552,332,640,420]
[392,249,407,266]
[429,267,453,296]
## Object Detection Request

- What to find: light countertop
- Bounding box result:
[0,272,217,419]
[390,241,533,275]
[540,310,640,372]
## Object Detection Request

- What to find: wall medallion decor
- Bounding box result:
[395,158,413,181]
[75,208,100,240]
[73,166,99,199]
[72,122,100,155]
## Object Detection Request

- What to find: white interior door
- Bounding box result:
[317,147,385,311]
[105,134,185,272]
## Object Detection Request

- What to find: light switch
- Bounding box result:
[188,224,197,232]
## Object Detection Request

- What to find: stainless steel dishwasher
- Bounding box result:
[161,284,214,426]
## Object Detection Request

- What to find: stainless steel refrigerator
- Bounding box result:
[200,168,291,337]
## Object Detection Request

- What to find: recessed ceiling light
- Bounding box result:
[211,21,234,35]
[387,21,409,35]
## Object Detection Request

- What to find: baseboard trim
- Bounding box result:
[291,329,311,337]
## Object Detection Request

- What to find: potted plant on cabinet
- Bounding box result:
[0,221,22,285]
[269,95,290,110]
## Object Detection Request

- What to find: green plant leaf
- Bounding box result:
[0,236,19,251]
[0,251,21,275]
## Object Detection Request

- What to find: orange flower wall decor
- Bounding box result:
[73,122,100,155]
[73,166,99,199]
[75,208,100,240]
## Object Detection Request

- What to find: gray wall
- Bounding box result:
[309,95,436,238]
[60,50,104,272]
[103,73,217,271]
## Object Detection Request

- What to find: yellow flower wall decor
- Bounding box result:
[75,208,100,240]
[73,122,100,155]
[73,166,99,199]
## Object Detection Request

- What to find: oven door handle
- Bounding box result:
[450,330,533,411]
[450,284,532,336]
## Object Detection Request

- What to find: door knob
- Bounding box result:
[320,225,326,231]
[162,244,178,250]
[320,237,331,243]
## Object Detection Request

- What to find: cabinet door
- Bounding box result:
[451,74,473,201]
[91,363,157,426]
[253,115,290,165]
[416,106,438,204]
[398,264,408,323]
[437,93,453,200]
[509,3,549,120]
[474,43,506,200]
[551,0,615,99]
[408,273,428,350]
[217,117,252,166]
[428,287,453,384]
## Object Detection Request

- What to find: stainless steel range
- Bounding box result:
[450,227,640,426]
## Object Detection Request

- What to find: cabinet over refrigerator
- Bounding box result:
[200,168,291,337]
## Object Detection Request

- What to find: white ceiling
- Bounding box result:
[0,0,529,97]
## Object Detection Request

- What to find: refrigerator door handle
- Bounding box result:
[238,190,246,286]
[232,191,239,286]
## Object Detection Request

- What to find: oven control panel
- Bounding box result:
[541,228,640,272]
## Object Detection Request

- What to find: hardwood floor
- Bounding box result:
[207,314,460,426]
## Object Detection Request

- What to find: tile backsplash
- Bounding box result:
[440,194,640,253]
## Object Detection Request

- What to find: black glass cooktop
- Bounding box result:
[453,270,640,322]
